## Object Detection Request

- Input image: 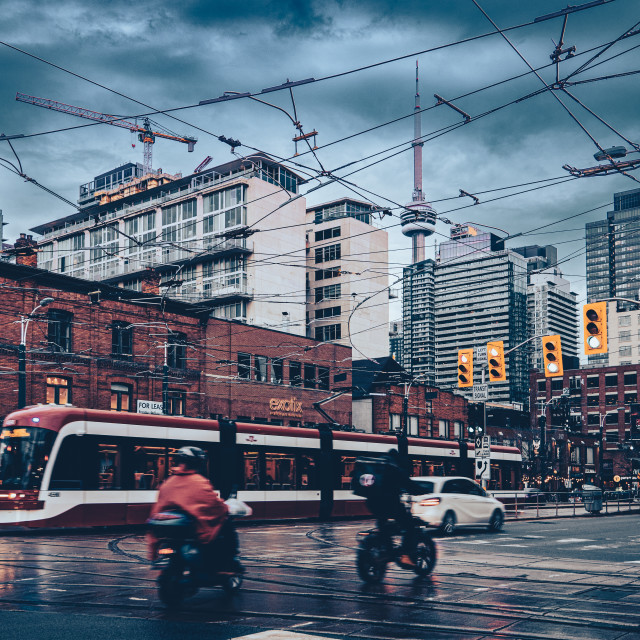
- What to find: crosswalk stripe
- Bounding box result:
[232,632,335,639]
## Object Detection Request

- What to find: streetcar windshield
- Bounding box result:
[0,427,56,490]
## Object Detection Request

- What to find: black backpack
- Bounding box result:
[351,456,392,498]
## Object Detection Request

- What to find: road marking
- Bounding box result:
[473,587,489,592]
[232,633,336,639]
[555,538,593,544]
[500,544,529,548]
[129,597,148,601]
[581,545,610,549]
[45,588,66,592]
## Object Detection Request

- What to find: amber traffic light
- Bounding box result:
[457,349,473,388]
[542,334,563,378]
[487,341,506,382]
[583,301,608,355]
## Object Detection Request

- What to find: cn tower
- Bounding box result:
[401,61,436,263]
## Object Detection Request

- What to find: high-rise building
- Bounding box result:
[305,198,389,358]
[389,321,403,363]
[434,226,529,405]
[512,245,579,372]
[30,154,308,333]
[585,187,640,365]
[402,259,435,383]
[586,187,640,308]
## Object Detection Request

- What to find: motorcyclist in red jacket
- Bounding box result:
[147,446,235,566]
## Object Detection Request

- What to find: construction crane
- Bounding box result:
[16,92,196,175]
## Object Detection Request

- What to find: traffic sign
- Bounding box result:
[472,384,488,400]
[480,435,490,459]
[475,458,491,481]
[475,345,487,364]
[474,436,483,450]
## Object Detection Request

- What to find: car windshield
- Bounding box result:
[0,427,56,490]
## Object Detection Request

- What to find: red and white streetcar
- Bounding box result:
[0,405,521,529]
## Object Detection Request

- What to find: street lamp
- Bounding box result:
[18,297,54,408]
[402,373,430,436]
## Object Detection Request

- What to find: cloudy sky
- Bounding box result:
[1,0,639,318]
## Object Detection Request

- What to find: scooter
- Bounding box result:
[148,498,250,608]
[356,513,436,584]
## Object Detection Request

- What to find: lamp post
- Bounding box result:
[598,406,625,485]
[18,297,54,409]
[402,373,430,436]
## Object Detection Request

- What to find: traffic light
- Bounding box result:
[542,334,563,378]
[487,341,506,382]
[457,349,473,388]
[631,403,640,440]
[583,301,608,355]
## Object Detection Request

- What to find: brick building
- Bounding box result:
[531,364,640,490]
[0,258,352,425]
[351,357,467,437]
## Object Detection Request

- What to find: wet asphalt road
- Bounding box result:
[3,514,640,639]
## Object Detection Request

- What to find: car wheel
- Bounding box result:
[440,511,456,536]
[488,509,504,533]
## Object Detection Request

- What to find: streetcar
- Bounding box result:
[0,406,521,529]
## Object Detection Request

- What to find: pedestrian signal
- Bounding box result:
[487,341,506,382]
[457,349,473,388]
[542,334,563,378]
[583,302,607,354]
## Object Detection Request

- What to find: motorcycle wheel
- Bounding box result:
[412,531,437,577]
[222,573,243,594]
[158,569,185,609]
[356,537,387,584]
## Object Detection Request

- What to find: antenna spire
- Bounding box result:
[413,60,423,201]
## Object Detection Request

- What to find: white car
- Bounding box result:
[410,476,505,535]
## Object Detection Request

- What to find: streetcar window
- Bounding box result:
[298,453,318,490]
[0,427,55,490]
[337,455,358,489]
[98,443,122,489]
[49,435,85,489]
[264,452,295,490]
[242,450,261,490]
[132,445,167,489]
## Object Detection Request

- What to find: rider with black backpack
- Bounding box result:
[352,449,426,566]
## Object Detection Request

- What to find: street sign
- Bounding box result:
[472,384,488,401]
[137,399,163,415]
[480,435,490,459]
[475,345,487,364]
[475,436,483,450]
[475,458,491,481]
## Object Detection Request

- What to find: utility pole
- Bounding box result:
[162,342,169,415]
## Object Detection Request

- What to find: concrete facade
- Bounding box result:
[305,199,389,359]
[603,300,640,366]
[30,155,307,335]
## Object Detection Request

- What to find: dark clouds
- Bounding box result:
[0,0,639,311]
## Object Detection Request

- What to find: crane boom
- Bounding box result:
[16,92,196,175]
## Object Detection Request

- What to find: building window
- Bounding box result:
[238,353,251,380]
[314,227,340,242]
[314,243,341,264]
[620,316,631,326]
[167,391,186,416]
[620,330,631,342]
[586,447,594,464]
[587,414,600,426]
[453,421,462,438]
[586,376,599,389]
[438,419,448,437]
[537,380,546,393]
[289,361,302,386]
[166,332,187,369]
[551,378,563,392]
[112,321,133,358]
[408,416,419,436]
[271,359,283,384]
[46,377,71,405]
[315,267,341,281]
[47,310,73,353]
[605,374,618,388]
[315,306,341,319]
[605,430,619,443]
[304,364,316,389]
[318,366,330,391]
[624,372,637,386]
[587,395,599,407]
[605,412,619,424]
[389,414,401,431]
[110,383,132,411]
[315,283,341,303]
[315,324,342,341]
[254,356,268,382]
[620,346,632,357]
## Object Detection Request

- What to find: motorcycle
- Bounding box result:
[356,513,437,583]
[148,497,251,608]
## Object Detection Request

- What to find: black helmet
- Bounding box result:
[174,446,207,472]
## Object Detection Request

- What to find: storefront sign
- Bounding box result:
[269,397,303,418]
